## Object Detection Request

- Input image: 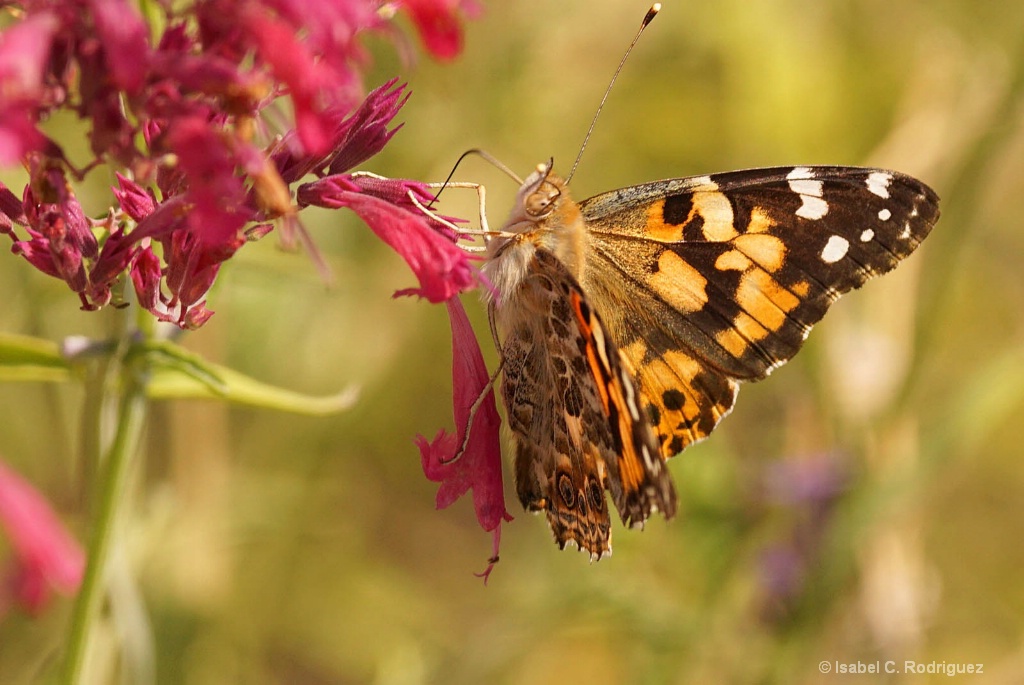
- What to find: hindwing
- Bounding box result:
[498,248,677,558]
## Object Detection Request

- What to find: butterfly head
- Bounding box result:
[521,159,563,218]
[484,160,588,301]
[500,159,574,234]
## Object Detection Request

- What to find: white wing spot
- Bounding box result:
[866,172,892,198]
[796,195,828,220]
[878,208,892,221]
[900,221,912,239]
[788,170,828,220]
[821,235,849,263]
[690,175,717,190]
[860,229,875,242]
[786,167,815,180]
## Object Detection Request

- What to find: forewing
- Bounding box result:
[579,166,940,458]
[499,249,677,557]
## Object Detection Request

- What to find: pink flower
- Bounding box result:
[87,0,151,92]
[8,160,100,308]
[273,78,410,184]
[298,174,478,302]
[1,1,479,328]
[417,298,511,581]
[0,460,85,616]
[401,0,481,61]
[0,12,58,163]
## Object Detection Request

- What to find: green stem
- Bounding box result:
[61,369,148,685]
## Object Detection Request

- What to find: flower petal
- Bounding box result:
[299,176,477,302]
[0,460,84,615]
[401,0,473,61]
[418,298,511,571]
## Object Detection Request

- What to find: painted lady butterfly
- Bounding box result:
[481,161,939,559]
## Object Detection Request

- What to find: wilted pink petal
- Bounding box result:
[273,79,409,184]
[112,173,156,221]
[154,227,242,327]
[326,79,409,175]
[417,298,510,578]
[0,460,84,615]
[88,225,137,292]
[12,164,99,303]
[299,176,477,302]
[345,174,440,215]
[87,88,138,164]
[10,231,61,279]
[130,245,161,311]
[401,0,476,61]
[0,183,25,233]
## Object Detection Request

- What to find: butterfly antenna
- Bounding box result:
[566,3,661,183]
[431,148,524,206]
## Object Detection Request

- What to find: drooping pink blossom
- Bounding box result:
[417,298,510,580]
[0,460,84,616]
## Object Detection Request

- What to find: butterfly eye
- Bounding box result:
[524,183,561,218]
[557,473,575,507]
[525,191,551,217]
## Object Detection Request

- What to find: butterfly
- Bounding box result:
[480,161,939,559]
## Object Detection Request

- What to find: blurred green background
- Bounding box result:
[2,0,1023,682]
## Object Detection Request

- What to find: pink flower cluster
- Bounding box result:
[0,0,510,577]
[0,0,479,325]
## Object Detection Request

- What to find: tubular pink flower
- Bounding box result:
[417,298,511,579]
[298,175,477,302]
[0,460,84,616]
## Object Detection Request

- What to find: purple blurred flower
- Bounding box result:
[762,453,847,507]
[0,460,84,616]
[755,453,848,621]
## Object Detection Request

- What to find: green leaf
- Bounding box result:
[142,339,359,415]
[0,332,72,383]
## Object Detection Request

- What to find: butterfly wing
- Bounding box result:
[579,166,940,458]
[497,248,677,558]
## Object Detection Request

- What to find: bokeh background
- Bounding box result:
[2,0,1023,682]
